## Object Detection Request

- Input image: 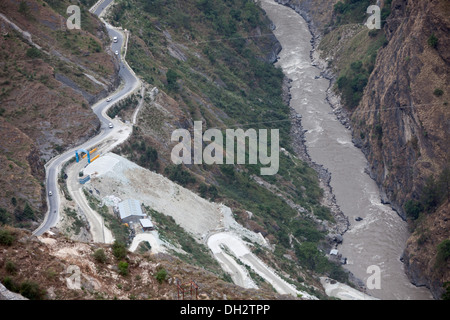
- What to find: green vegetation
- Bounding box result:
[0,208,12,225]
[435,239,450,270]
[112,0,292,147]
[45,268,57,280]
[0,228,15,246]
[322,0,388,110]
[333,0,372,26]
[433,88,444,97]
[405,167,450,222]
[294,242,347,282]
[83,189,130,244]
[58,157,75,201]
[19,280,46,300]
[404,199,422,220]
[18,1,32,18]
[22,203,34,221]
[380,0,392,24]
[127,138,159,171]
[146,206,222,274]
[112,0,347,283]
[137,241,152,254]
[4,202,36,224]
[112,241,128,260]
[2,276,16,291]
[164,165,196,186]
[118,261,129,276]
[94,248,107,264]
[5,260,17,274]
[333,0,391,27]
[2,276,46,300]
[54,30,102,57]
[64,207,86,235]
[26,47,42,59]
[107,94,140,119]
[45,0,104,37]
[428,33,439,49]
[199,183,218,201]
[155,268,168,284]
[333,32,386,110]
[442,282,450,300]
[165,69,179,91]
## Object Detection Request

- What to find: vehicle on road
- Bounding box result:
[109,123,114,129]
[113,36,118,43]
[34,2,141,238]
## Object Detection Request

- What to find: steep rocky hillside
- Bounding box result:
[0,0,118,227]
[0,0,354,301]
[278,0,449,299]
[103,0,351,296]
[0,226,294,300]
[350,0,449,299]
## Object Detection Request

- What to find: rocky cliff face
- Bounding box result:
[350,0,449,299]
[352,0,449,218]
[275,0,449,299]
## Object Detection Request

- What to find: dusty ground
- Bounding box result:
[84,153,223,241]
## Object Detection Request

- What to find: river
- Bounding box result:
[259,0,433,300]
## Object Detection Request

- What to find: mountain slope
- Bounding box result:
[99,0,353,296]
[350,0,449,299]
[0,226,294,300]
[0,0,118,228]
[279,0,449,299]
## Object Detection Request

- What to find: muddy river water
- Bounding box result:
[259,0,433,299]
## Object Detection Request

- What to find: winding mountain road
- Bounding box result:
[33,0,140,237]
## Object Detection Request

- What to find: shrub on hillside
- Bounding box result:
[118,261,129,276]
[26,47,42,59]
[155,268,167,284]
[435,239,450,269]
[19,280,46,300]
[0,228,15,246]
[428,33,438,49]
[112,241,127,260]
[433,88,444,97]
[94,248,107,264]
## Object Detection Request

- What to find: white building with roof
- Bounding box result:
[139,218,154,231]
[118,199,146,224]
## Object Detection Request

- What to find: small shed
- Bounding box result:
[140,218,154,231]
[118,199,146,224]
[330,249,339,256]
